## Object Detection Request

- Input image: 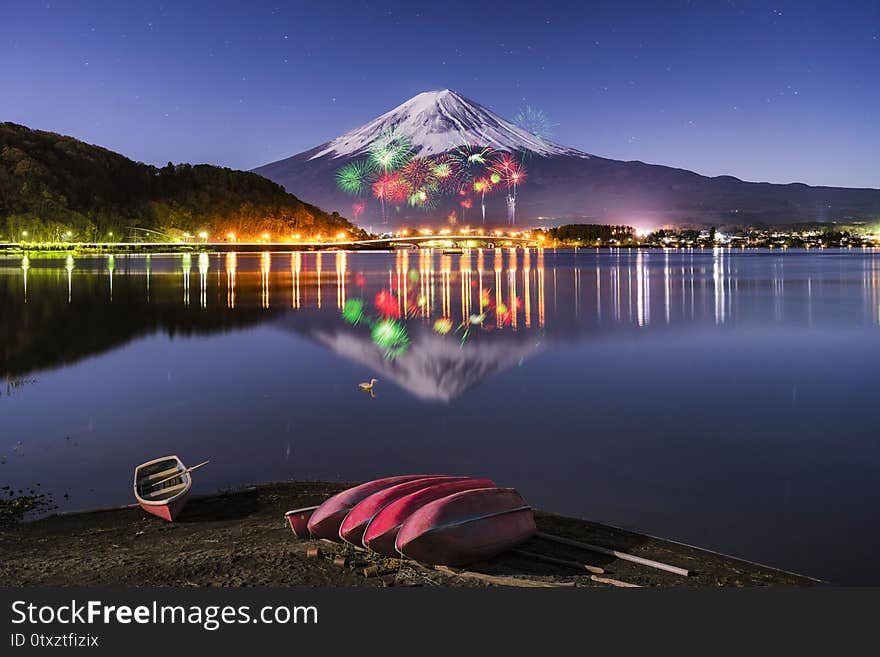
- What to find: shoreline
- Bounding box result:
[3,243,879,255]
[0,481,820,588]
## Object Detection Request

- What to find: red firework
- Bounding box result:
[374,289,401,318]
[372,172,411,204]
[490,152,527,186]
[401,157,437,190]
[431,154,462,193]
[460,197,473,209]
[352,201,365,219]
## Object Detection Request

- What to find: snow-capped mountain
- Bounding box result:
[254,90,880,227]
[308,89,584,160]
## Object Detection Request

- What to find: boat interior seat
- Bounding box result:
[143,481,188,500]
[140,465,182,483]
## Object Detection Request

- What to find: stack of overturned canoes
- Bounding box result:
[285,475,535,567]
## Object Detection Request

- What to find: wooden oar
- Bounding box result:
[434,565,575,588]
[146,460,210,490]
[590,575,641,588]
[536,532,689,577]
[512,549,605,574]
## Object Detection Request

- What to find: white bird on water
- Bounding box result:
[358,378,378,396]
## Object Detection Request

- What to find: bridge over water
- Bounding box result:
[1,235,541,252]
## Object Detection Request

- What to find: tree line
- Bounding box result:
[0,122,364,242]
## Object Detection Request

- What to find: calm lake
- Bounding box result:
[2,248,880,584]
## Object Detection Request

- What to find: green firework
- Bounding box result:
[371,318,410,359]
[342,298,365,325]
[336,160,372,194]
[368,127,413,172]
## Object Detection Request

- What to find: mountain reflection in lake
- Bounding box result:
[3,248,880,584]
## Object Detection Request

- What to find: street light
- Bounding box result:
[199,231,208,242]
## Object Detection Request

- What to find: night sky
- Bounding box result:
[3,0,878,188]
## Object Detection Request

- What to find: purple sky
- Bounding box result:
[2,0,878,188]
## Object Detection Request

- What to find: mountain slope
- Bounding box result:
[0,122,361,241]
[309,90,583,160]
[254,90,880,227]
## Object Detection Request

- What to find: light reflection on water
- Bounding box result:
[2,248,880,584]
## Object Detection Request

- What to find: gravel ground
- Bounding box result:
[0,482,818,587]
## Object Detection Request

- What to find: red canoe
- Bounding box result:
[133,455,192,522]
[307,475,437,541]
[338,476,466,547]
[363,478,496,556]
[395,488,535,566]
[285,506,319,538]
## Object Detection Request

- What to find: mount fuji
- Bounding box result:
[254,90,880,228]
[306,89,582,160]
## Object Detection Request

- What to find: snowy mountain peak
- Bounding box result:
[309,89,587,160]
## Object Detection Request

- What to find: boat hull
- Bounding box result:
[285,506,318,538]
[363,478,495,556]
[395,488,535,566]
[307,475,437,541]
[138,493,189,522]
[339,476,464,547]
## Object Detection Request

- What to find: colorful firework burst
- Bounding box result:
[490,153,527,225]
[490,152,516,176]
[431,154,462,193]
[408,188,434,208]
[369,127,413,172]
[351,200,366,220]
[473,177,494,224]
[374,289,401,318]
[473,177,492,194]
[433,317,453,335]
[400,157,438,191]
[372,172,411,205]
[491,153,528,186]
[336,160,373,194]
[451,143,495,187]
[342,298,365,325]
[371,319,410,359]
[452,143,494,167]
[369,126,413,223]
[513,105,556,140]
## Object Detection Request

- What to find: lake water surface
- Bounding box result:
[3,248,880,584]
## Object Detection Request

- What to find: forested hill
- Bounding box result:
[0,122,363,242]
